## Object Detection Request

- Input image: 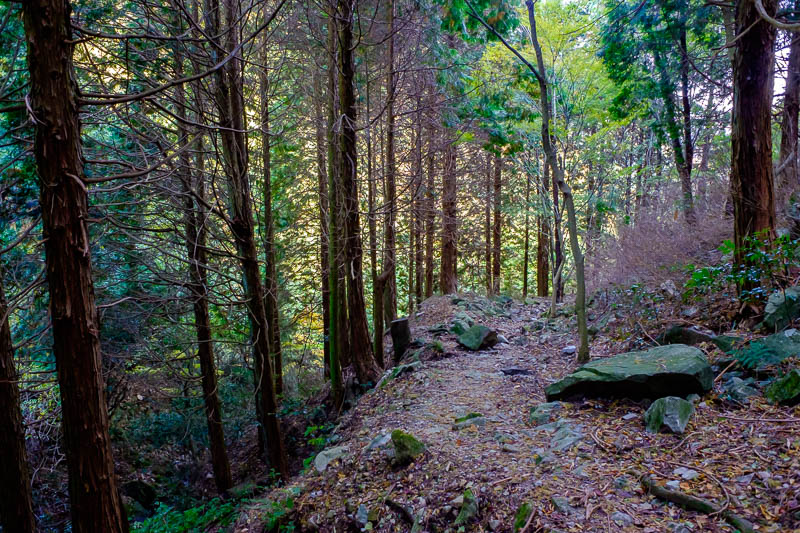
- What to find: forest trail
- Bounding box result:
[240,295,799,532]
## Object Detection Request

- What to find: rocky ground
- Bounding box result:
[238,294,800,532]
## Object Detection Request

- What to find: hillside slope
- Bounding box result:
[239,295,799,532]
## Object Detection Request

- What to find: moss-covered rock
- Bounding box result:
[528,402,562,425]
[763,286,800,330]
[453,488,478,526]
[545,344,712,401]
[457,325,498,351]
[391,430,425,465]
[765,369,800,405]
[644,396,694,434]
[513,502,533,531]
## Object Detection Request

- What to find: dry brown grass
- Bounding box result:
[587,178,732,290]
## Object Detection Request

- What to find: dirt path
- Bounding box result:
[243,295,798,532]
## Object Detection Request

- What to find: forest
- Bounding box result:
[1,0,800,530]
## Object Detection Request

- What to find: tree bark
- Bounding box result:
[527,0,589,362]
[731,0,777,291]
[492,151,502,295]
[383,0,398,325]
[440,140,458,294]
[210,0,287,477]
[779,30,800,191]
[22,2,129,530]
[484,155,493,295]
[523,173,531,299]
[0,274,36,533]
[313,66,331,377]
[326,9,343,405]
[425,135,436,298]
[260,63,283,395]
[338,0,380,384]
[174,66,232,493]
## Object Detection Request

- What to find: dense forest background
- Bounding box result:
[1,0,799,530]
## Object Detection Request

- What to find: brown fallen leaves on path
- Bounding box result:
[240,294,800,532]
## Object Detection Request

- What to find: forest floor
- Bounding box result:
[238,294,800,533]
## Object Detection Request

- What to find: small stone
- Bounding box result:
[765,369,800,405]
[644,396,694,434]
[562,345,577,355]
[622,412,638,420]
[551,496,575,515]
[611,511,633,527]
[501,367,532,376]
[356,504,369,526]
[666,480,681,490]
[391,430,425,465]
[497,334,510,344]
[529,402,562,425]
[489,518,501,531]
[314,445,349,472]
[453,489,478,526]
[366,432,392,451]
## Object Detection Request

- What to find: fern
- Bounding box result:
[734,341,783,369]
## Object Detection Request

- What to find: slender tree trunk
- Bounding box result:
[366,74,384,368]
[22,2,129,530]
[0,274,36,533]
[731,0,777,292]
[548,160,563,301]
[383,0,398,325]
[425,135,436,298]
[523,174,531,299]
[527,0,589,362]
[175,68,232,493]
[484,155,492,295]
[338,0,380,384]
[492,151,502,295]
[413,98,424,309]
[779,30,800,191]
[313,67,331,377]
[440,139,458,294]
[325,7,343,405]
[211,0,287,477]
[536,215,549,297]
[260,64,283,395]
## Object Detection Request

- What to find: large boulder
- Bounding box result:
[765,369,800,405]
[457,325,498,351]
[763,286,800,330]
[545,344,713,401]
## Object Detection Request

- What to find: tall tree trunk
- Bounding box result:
[366,73,385,368]
[338,0,380,384]
[425,135,436,298]
[210,0,287,477]
[260,64,283,395]
[175,63,232,493]
[527,0,589,362]
[22,2,129,530]
[440,139,458,294]
[779,30,800,191]
[536,216,549,297]
[0,274,36,533]
[731,0,777,292]
[383,0,398,325]
[326,7,343,404]
[313,66,331,377]
[523,173,531,299]
[492,151,502,295]
[484,155,492,295]
[548,160,564,301]
[413,98,424,309]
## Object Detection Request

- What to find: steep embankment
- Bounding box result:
[240,294,799,532]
